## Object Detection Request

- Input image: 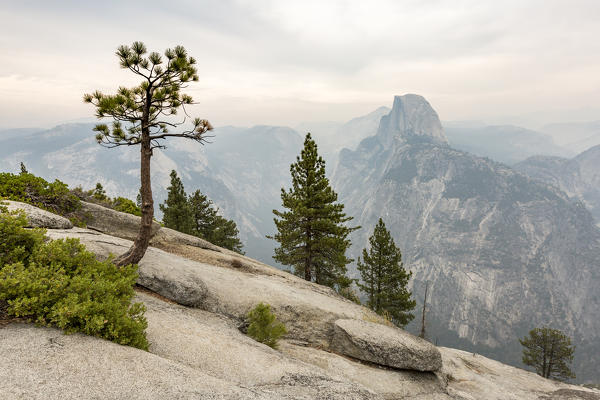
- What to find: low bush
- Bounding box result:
[246,302,287,349]
[112,196,141,216]
[0,210,46,267]
[0,212,148,350]
[72,184,141,217]
[0,172,80,215]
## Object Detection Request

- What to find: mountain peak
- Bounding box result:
[378,94,447,146]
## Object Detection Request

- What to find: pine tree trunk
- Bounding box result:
[305,227,312,281]
[115,133,154,266]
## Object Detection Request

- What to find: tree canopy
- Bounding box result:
[269,133,358,291]
[357,218,416,327]
[160,170,244,253]
[84,41,212,266]
[520,326,575,381]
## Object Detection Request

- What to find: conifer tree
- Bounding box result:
[84,41,212,266]
[188,189,218,238]
[93,182,107,200]
[160,170,192,234]
[188,189,244,254]
[270,133,358,291]
[210,215,244,254]
[357,218,416,327]
[520,327,576,381]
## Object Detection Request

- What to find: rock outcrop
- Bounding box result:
[2,200,72,229]
[77,201,221,252]
[77,201,161,239]
[331,94,600,383]
[331,319,442,372]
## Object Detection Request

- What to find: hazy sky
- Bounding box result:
[1,0,599,129]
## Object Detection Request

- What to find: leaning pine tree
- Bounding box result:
[269,133,358,291]
[84,42,213,266]
[357,218,416,327]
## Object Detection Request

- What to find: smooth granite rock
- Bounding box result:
[331,319,442,372]
[2,200,72,229]
[77,201,161,239]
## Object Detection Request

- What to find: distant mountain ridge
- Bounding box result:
[515,145,600,225]
[331,94,600,383]
[444,123,572,165]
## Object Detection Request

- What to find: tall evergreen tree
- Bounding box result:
[357,218,416,327]
[160,170,192,234]
[210,215,244,254]
[269,133,358,291]
[520,327,576,381]
[188,189,244,254]
[188,189,218,238]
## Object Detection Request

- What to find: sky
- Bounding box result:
[1,0,600,130]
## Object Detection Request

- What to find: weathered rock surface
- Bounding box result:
[78,201,222,252]
[439,347,600,400]
[2,200,72,229]
[331,319,442,372]
[332,94,600,382]
[77,201,161,239]
[45,227,386,346]
[150,225,221,252]
[141,291,379,399]
[280,341,451,400]
[0,323,271,400]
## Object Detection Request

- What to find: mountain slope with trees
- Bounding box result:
[515,144,600,225]
[331,94,600,383]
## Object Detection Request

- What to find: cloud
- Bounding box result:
[0,0,599,129]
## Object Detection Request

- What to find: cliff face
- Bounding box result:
[332,95,600,382]
[515,145,600,225]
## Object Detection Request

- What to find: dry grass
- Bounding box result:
[361,310,395,327]
[154,242,258,274]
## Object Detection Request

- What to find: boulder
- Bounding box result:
[1,200,72,229]
[79,201,222,252]
[280,341,451,400]
[150,226,221,252]
[331,319,442,372]
[439,347,600,400]
[77,201,161,240]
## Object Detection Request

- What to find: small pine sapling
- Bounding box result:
[246,303,287,349]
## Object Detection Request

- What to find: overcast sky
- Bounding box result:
[1,0,599,130]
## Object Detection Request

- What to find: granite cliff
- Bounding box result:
[332,95,600,383]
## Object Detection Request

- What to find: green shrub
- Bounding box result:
[112,196,141,216]
[0,210,46,268]
[0,212,148,350]
[0,172,80,215]
[246,302,287,349]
